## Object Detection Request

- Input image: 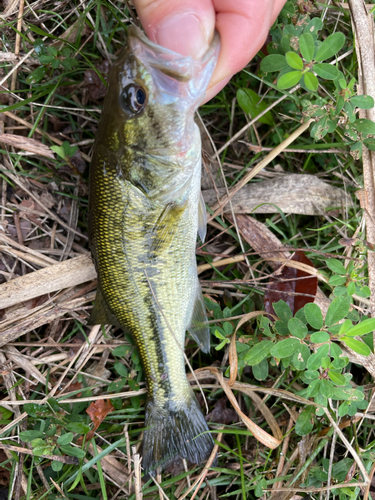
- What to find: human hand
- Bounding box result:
[132,0,286,102]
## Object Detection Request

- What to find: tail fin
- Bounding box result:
[142,392,214,475]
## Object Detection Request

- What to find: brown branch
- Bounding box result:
[348,0,375,319]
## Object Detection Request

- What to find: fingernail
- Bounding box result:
[156,12,209,59]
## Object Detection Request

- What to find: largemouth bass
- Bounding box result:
[88,26,219,474]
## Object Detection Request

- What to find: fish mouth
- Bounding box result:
[128,25,220,83]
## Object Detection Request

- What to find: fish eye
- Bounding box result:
[119,84,147,115]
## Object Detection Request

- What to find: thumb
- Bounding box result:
[132,0,216,59]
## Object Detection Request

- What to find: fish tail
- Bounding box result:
[142,392,215,475]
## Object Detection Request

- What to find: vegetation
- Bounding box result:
[0,0,375,499]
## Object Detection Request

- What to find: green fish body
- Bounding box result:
[89,27,219,474]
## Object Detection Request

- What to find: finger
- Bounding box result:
[132,0,216,59]
[272,0,287,23]
[207,0,277,92]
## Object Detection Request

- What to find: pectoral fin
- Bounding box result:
[88,286,121,327]
[198,192,207,243]
[150,199,188,254]
[187,286,210,353]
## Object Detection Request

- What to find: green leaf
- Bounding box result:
[19,430,44,442]
[295,406,315,436]
[350,95,374,110]
[292,344,310,370]
[59,445,86,459]
[326,258,346,275]
[273,300,292,323]
[114,362,128,377]
[285,51,304,70]
[288,317,308,339]
[66,422,90,435]
[325,296,350,327]
[112,345,130,357]
[315,32,345,62]
[307,344,330,370]
[314,63,339,80]
[277,71,302,90]
[346,282,356,296]
[236,88,274,125]
[338,319,353,335]
[50,145,66,159]
[26,66,47,85]
[275,320,289,336]
[299,33,315,62]
[270,338,300,358]
[304,72,319,91]
[320,379,334,398]
[52,460,63,472]
[108,377,127,392]
[364,138,375,151]
[350,141,363,159]
[345,318,375,337]
[57,432,74,446]
[253,358,269,381]
[304,370,319,380]
[304,303,323,330]
[328,371,346,386]
[355,118,375,135]
[39,54,55,64]
[338,402,349,417]
[306,378,320,398]
[329,275,347,286]
[23,403,50,418]
[260,54,287,73]
[341,337,371,356]
[330,343,342,358]
[244,341,272,366]
[310,331,330,343]
[304,18,323,39]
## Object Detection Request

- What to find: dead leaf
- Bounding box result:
[202,367,281,449]
[205,396,238,425]
[0,134,55,158]
[265,251,318,317]
[83,60,110,102]
[228,333,237,386]
[203,174,352,215]
[86,399,114,440]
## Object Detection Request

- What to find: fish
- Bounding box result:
[88,26,220,474]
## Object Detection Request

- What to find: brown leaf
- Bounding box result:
[228,333,238,386]
[265,250,318,317]
[203,367,281,449]
[83,60,110,102]
[0,134,55,158]
[86,399,114,439]
[205,396,238,425]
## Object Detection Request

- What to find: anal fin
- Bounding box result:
[88,286,121,327]
[187,286,210,353]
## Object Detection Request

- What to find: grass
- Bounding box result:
[0,0,375,499]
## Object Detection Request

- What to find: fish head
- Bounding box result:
[99,26,220,153]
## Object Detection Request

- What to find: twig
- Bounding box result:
[209,119,314,220]
[348,0,375,316]
[132,445,143,500]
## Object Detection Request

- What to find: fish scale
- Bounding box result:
[89,26,220,474]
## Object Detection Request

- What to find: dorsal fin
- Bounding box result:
[187,286,210,353]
